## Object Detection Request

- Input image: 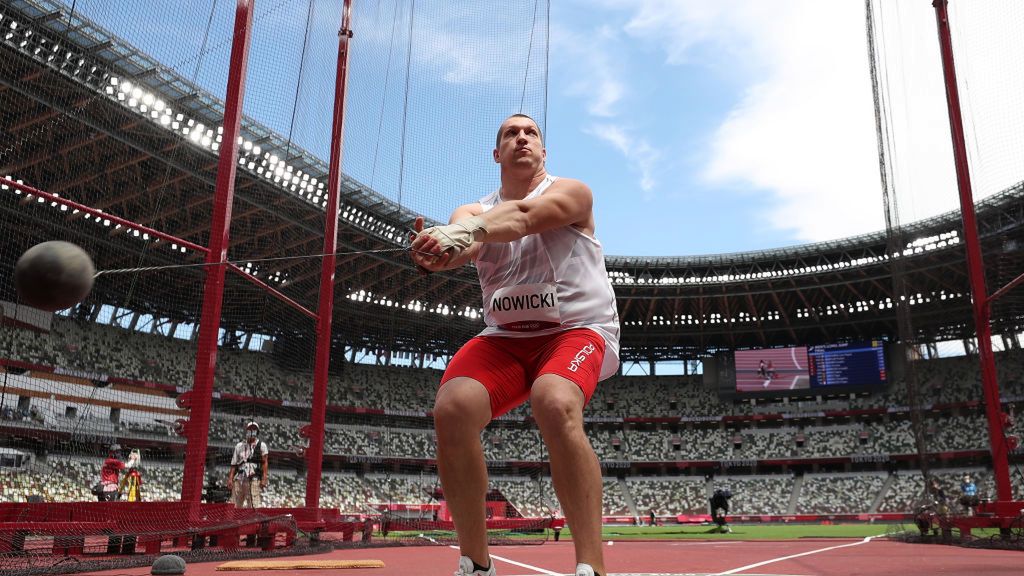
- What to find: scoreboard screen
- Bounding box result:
[807,340,888,388]
[734,346,810,392]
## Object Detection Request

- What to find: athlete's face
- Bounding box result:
[493,117,545,170]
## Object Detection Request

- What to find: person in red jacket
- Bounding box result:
[98,444,124,501]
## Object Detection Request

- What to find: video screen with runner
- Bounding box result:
[807,340,888,388]
[735,346,810,392]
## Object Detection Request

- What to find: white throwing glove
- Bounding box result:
[423,215,488,253]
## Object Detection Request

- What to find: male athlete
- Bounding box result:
[410,114,620,576]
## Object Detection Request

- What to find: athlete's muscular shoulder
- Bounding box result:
[450,202,484,223]
[542,177,594,234]
[548,177,589,194]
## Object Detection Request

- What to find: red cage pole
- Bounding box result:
[931,0,1012,502]
[227,263,318,320]
[305,0,354,509]
[181,0,255,505]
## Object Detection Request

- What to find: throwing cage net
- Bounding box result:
[866,0,1024,544]
[0,0,554,573]
[606,1,1024,529]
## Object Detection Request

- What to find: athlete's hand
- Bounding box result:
[423,215,487,254]
[227,479,234,491]
[409,217,457,273]
[260,477,268,489]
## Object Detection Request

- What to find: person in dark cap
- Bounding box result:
[710,488,733,533]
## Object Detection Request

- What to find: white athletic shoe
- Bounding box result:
[575,563,596,576]
[455,555,495,576]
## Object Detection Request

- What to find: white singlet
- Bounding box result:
[474,174,621,380]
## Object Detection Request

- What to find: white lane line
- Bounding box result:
[445,544,562,576]
[503,569,815,573]
[789,376,799,390]
[714,536,877,575]
[490,553,563,576]
[790,347,802,370]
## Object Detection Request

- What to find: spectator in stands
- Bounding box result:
[96,444,124,501]
[118,449,143,502]
[959,473,978,516]
[228,422,268,508]
[710,488,732,533]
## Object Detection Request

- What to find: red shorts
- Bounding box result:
[441,328,606,418]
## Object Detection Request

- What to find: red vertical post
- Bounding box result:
[931,0,1012,502]
[181,0,255,505]
[305,0,354,508]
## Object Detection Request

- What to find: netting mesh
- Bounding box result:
[5,0,1024,568]
[344,0,550,221]
[325,0,556,546]
[867,0,1024,539]
[1,0,554,572]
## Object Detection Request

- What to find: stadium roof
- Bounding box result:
[1,0,1022,362]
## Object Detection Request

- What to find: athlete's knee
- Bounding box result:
[433,377,491,436]
[530,375,584,435]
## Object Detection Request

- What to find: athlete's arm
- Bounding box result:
[414,179,593,260]
[475,178,592,242]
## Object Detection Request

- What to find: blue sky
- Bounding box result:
[67,0,1023,258]
[543,0,1023,256]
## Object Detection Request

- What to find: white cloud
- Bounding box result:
[354,1,545,89]
[622,0,775,69]
[616,0,1024,242]
[620,0,890,241]
[556,26,625,118]
[552,21,660,194]
[584,124,660,195]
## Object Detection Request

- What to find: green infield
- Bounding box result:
[561,523,895,540]
[379,522,899,542]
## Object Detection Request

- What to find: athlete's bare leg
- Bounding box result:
[531,375,604,575]
[433,377,493,569]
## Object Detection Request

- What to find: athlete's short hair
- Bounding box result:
[497,113,544,147]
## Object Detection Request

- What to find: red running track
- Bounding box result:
[77,538,1024,575]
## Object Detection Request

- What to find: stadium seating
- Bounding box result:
[713,475,794,516]
[796,473,887,514]
[627,477,708,517]
[491,476,557,518]
[3,319,1024,518]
